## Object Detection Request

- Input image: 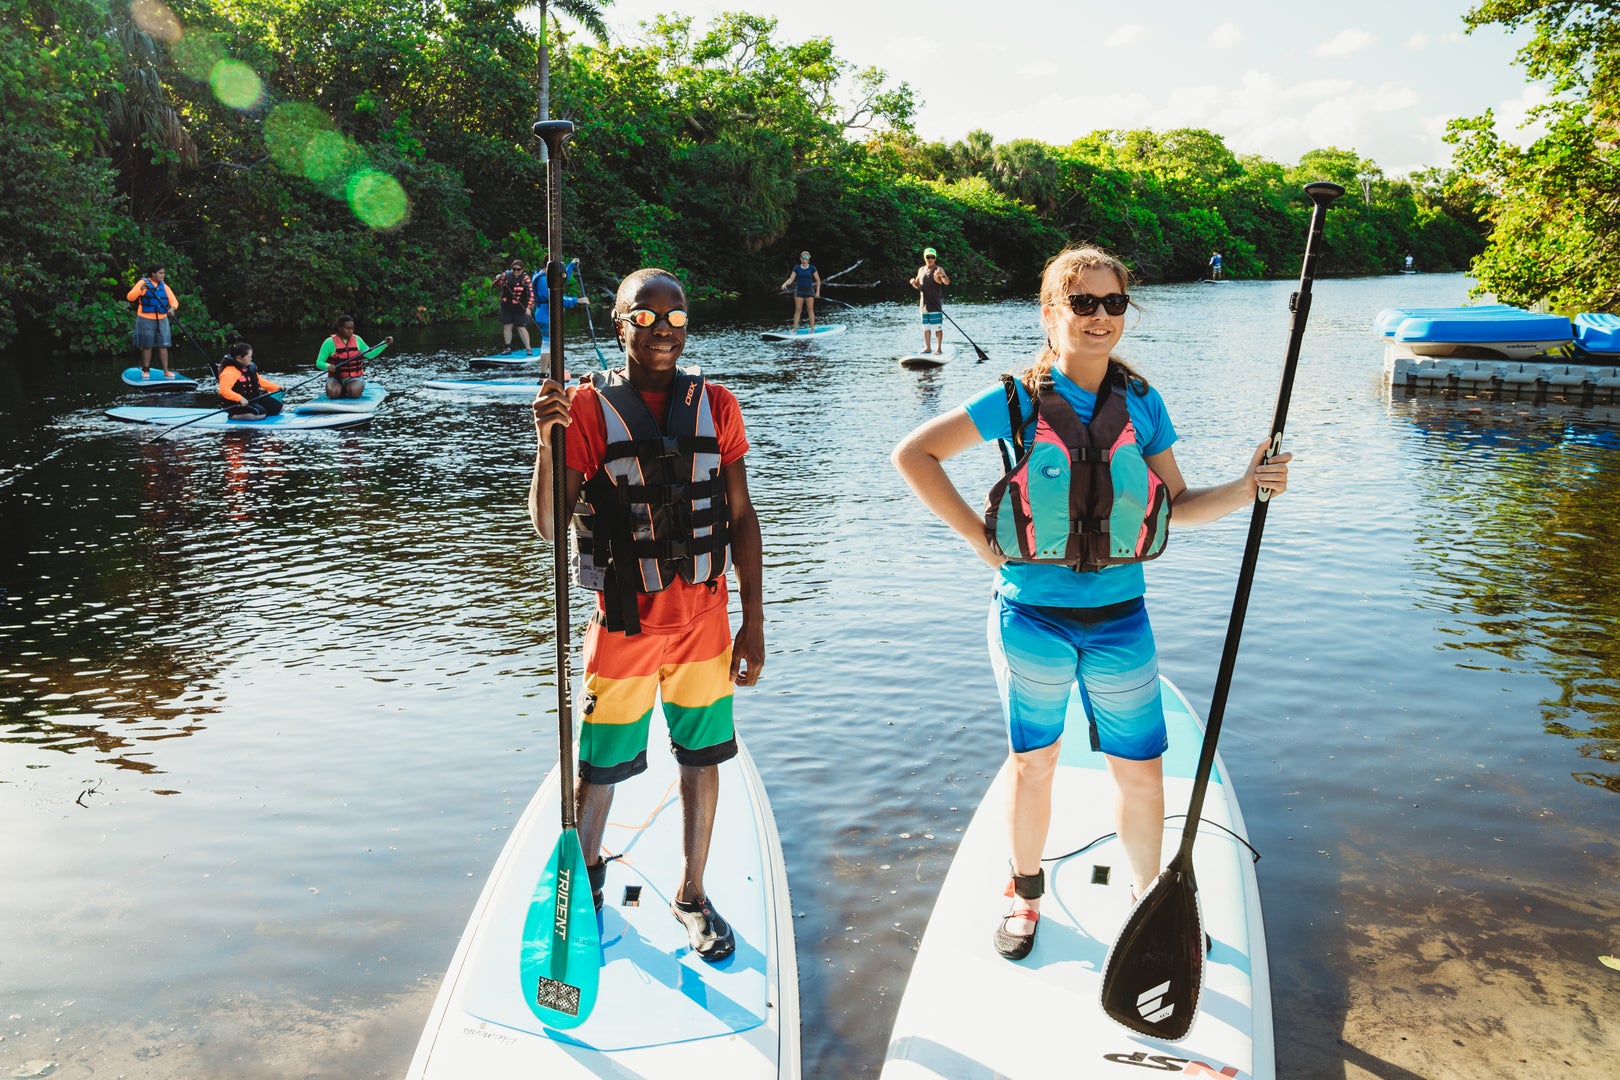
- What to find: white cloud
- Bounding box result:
[1315,29,1374,58]
[1405,33,1429,51]
[1019,60,1060,80]
[1491,83,1552,146]
[1103,24,1148,48]
[1211,23,1243,49]
[882,35,941,63]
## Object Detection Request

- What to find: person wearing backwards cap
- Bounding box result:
[909,247,951,355]
[779,251,821,334]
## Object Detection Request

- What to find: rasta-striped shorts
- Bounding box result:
[987,592,1167,760]
[577,603,738,785]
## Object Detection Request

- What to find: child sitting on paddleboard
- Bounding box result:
[316,315,392,399]
[528,267,765,963]
[218,343,283,419]
[891,245,1291,960]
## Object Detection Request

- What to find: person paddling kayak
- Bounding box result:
[528,267,766,963]
[892,244,1292,961]
[316,314,392,399]
[217,342,283,420]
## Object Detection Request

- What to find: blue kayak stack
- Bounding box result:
[1377,304,1620,397]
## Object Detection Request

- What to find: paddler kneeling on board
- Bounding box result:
[218,343,284,420]
[528,267,766,963]
[892,245,1291,961]
[316,314,392,399]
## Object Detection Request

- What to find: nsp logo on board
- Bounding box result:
[1102,1050,1239,1077]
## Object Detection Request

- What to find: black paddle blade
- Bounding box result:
[1100,853,1205,1041]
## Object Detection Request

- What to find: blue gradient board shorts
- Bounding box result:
[921,311,943,326]
[987,592,1168,760]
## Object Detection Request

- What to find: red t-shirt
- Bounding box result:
[565,378,749,634]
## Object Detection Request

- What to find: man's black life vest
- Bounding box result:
[571,367,730,636]
[497,270,533,307]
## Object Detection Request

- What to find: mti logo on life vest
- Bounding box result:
[1040,464,1063,479]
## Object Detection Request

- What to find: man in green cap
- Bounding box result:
[909,247,951,354]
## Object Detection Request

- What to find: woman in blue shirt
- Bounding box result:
[778,252,820,333]
[891,245,1292,960]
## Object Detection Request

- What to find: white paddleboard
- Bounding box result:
[898,344,955,369]
[409,716,800,1079]
[121,367,199,389]
[294,383,388,414]
[760,324,846,342]
[104,406,371,431]
[422,377,545,396]
[883,676,1272,1079]
[469,348,546,370]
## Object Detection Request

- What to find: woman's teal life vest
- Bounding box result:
[138,279,171,315]
[571,366,731,635]
[984,365,1170,571]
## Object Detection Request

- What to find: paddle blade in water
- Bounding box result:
[1100,852,1205,1041]
[519,827,600,1028]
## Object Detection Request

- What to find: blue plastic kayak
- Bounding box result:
[1574,313,1620,354]
[1372,304,1520,337]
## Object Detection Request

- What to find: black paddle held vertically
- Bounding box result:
[1100,180,1344,1041]
[516,118,602,1030]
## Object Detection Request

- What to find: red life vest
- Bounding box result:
[329,335,364,380]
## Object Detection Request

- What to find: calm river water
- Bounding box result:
[2,272,1616,1079]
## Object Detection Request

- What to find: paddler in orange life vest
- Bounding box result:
[892,245,1292,962]
[493,257,536,355]
[217,342,284,419]
[126,264,180,379]
[316,314,392,398]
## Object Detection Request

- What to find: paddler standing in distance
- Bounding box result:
[531,258,589,349]
[127,264,180,380]
[891,244,1291,960]
[909,247,950,355]
[315,314,391,399]
[1208,250,1224,281]
[779,250,820,334]
[493,257,537,356]
[528,267,766,962]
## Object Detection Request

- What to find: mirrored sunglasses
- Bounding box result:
[619,308,689,328]
[1066,292,1130,317]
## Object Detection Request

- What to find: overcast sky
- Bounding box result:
[586,0,1544,176]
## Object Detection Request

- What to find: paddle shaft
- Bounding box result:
[171,318,218,370]
[536,119,578,830]
[575,260,612,367]
[939,306,989,362]
[1174,181,1343,859]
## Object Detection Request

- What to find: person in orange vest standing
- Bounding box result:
[127,265,180,380]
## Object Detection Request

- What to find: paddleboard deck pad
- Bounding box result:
[898,344,955,369]
[761,324,846,342]
[104,406,371,432]
[882,676,1272,1079]
[121,368,199,389]
[294,384,388,414]
[408,717,800,1078]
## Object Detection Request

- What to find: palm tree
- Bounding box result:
[533,0,612,161]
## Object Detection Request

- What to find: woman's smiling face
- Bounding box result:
[1042,264,1127,365]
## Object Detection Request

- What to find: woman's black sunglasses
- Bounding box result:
[1066,292,1130,317]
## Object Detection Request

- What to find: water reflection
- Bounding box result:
[1391,389,1620,792]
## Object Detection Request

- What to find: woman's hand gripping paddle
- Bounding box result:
[517,118,601,1030]
[1100,181,1344,1041]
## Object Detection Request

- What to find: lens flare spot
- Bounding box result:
[303,130,355,184]
[209,59,263,110]
[264,103,334,174]
[347,170,409,229]
[130,0,182,43]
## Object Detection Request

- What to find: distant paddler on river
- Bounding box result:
[316,314,392,398]
[779,250,821,333]
[908,247,950,355]
[127,264,180,380]
[532,257,588,344]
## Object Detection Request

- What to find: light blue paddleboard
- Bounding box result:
[883,676,1272,1079]
[105,406,371,432]
[470,347,546,370]
[121,367,199,390]
[408,715,799,1078]
[294,383,389,414]
[422,377,544,396]
[760,324,846,342]
[899,344,955,369]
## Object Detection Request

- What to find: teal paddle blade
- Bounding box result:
[519,827,601,1028]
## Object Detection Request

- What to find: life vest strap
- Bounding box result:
[600,435,722,464]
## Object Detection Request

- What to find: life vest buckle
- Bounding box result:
[655,436,681,459]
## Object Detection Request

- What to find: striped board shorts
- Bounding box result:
[921,311,943,326]
[577,602,738,785]
[987,592,1167,760]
